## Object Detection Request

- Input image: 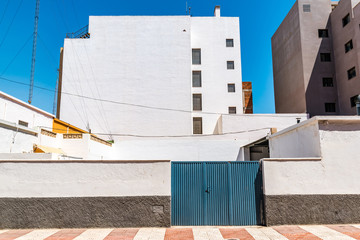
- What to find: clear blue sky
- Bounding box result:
[0,0,296,114]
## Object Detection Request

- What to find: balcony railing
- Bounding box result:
[66,25,90,39]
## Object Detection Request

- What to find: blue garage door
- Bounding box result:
[171,161,263,226]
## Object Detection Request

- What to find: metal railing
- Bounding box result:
[66,25,90,39]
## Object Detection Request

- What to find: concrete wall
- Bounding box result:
[331,0,360,114]
[0,160,171,228]
[263,117,360,226]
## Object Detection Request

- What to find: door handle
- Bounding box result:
[205,186,211,193]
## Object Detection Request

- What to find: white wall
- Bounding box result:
[60,16,192,138]
[0,161,170,197]
[0,127,38,153]
[263,118,360,195]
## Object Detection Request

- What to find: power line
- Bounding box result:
[0,75,305,118]
[40,126,271,138]
[0,33,33,76]
[0,0,24,50]
[0,0,11,26]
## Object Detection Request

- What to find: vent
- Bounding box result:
[303,4,311,12]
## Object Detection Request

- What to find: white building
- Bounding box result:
[58,7,243,138]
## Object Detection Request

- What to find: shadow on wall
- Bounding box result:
[255,162,265,225]
[305,18,339,117]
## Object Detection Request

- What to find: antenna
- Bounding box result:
[28,0,40,104]
[53,69,59,115]
[186,1,188,15]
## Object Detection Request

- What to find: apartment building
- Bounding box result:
[57,7,243,137]
[272,0,360,116]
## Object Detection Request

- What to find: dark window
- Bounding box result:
[350,95,359,107]
[348,67,356,80]
[345,40,353,53]
[228,84,235,92]
[226,39,234,47]
[325,103,336,112]
[322,78,334,87]
[192,71,202,87]
[18,120,28,127]
[343,14,350,27]
[318,29,329,38]
[229,107,237,114]
[227,61,235,69]
[193,94,202,111]
[320,53,331,62]
[193,117,203,134]
[192,49,201,65]
[303,4,311,12]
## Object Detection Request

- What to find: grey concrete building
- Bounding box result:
[272,0,360,116]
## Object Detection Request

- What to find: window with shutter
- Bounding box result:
[193,117,203,134]
[193,94,202,111]
[192,71,202,87]
[192,49,201,65]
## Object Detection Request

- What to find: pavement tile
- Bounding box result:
[44,229,86,240]
[133,228,166,240]
[74,229,114,240]
[327,225,360,240]
[273,225,321,240]
[15,229,60,240]
[300,225,355,240]
[192,227,224,240]
[219,228,255,240]
[0,230,33,240]
[103,229,139,240]
[164,228,193,240]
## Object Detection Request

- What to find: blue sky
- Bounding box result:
[0,0,296,114]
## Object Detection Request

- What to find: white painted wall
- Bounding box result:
[263,117,360,195]
[0,161,170,197]
[0,127,38,153]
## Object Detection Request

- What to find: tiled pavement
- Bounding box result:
[1,225,360,240]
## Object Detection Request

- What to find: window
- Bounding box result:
[325,103,336,112]
[348,67,356,80]
[228,83,235,92]
[322,78,334,87]
[18,120,28,127]
[303,4,311,12]
[193,94,202,111]
[345,40,353,53]
[192,71,202,87]
[350,95,359,107]
[193,117,203,134]
[318,29,329,38]
[228,107,237,114]
[343,14,350,27]
[320,53,331,62]
[192,49,201,65]
[227,61,235,69]
[226,39,234,47]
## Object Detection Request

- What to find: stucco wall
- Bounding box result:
[0,127,38,153]
[0,161,170,197]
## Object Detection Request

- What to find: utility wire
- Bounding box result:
[39,125,271,138]
[0,0,11,27]
[0,75,303,118]
[0,0,24,50]
[0,33,33,76]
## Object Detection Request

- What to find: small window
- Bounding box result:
[192,71,202,87]
[227,61,235,70]
[193,117,203,134]
[325,103,336,112]
[192,49,201,65]
[229,107,237,114]
[350,95,359,107]
[318,29,329,38]
[343,14,350,27]
[193,94,202,111]
[320,53,331,62]
[348,67,356,80]
[18,120,28,127]
[345,40,353,53]
[228,83,235,92]
[226,39,234,47]
[303,4,311,12]
[322,78,334,87]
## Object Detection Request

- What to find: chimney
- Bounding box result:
[214,6,220,17]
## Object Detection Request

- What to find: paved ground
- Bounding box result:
[1,225,360,239]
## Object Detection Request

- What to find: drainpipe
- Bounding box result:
[356,95,360,116]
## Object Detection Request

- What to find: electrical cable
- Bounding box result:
[0,0,11,27]
[0,33,33,76]
[0,0,24,50]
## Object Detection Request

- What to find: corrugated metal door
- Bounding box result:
[171,161,262,226]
